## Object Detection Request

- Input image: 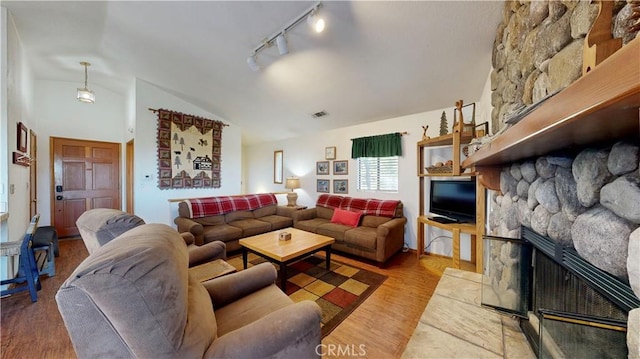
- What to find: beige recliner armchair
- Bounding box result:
[76,208,226,267]
[56,223,322,358]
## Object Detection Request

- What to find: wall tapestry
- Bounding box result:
[155,108,227,189]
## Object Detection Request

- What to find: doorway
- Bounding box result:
[126,139,134,213]
[51,137,121,237]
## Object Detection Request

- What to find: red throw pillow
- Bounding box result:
[330,208,362,227]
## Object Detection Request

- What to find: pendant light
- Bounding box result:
[77,62,95,103]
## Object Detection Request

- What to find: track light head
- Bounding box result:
[307,11,325,33]
[276,33,288,55]
[247,54,260,71]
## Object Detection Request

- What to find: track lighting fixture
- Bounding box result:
[307,10,325,33]
[77,61,95,103]
[247,2,324,71]
[276,33,288,55]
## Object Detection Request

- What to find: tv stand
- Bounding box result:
[429,216,459,224]
[417,216,478,269]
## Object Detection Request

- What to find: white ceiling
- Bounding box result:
[3,1,503,145]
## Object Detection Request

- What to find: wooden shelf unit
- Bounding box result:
[417,102,486,273]
[462,37,640,191]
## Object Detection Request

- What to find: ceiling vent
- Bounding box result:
[311,110,328,118]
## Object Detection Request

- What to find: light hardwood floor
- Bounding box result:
[0,238,474,358]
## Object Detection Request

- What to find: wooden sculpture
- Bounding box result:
[583,0,622,75]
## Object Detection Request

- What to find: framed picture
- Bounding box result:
[325,146,336,160]
[317,179,330,193]
[333,160,348,175]
[316,161,330,175]
[333,179,348,194]
[17,122,28,153]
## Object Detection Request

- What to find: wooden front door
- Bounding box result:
[51,137,121,237]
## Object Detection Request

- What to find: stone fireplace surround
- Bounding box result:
[486,140,640,356]
[483,2,640,356]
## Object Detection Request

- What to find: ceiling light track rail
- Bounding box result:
[247,2,324,71]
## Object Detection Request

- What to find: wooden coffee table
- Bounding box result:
[239,228,335,291]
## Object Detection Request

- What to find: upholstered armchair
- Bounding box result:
[56,223,322,358]
[76,208,226,267]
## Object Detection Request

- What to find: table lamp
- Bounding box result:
[285,177,301,207]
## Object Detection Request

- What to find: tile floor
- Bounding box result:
[402,268,535,358]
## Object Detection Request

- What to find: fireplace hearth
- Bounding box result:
[483,227,639,357]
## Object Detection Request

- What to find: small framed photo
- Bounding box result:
[316,161,330,175]
[333,160,348,175]
[17,122,28,153]
[317,179,330,193]
[333,179,348,194]
[325,146,336,160]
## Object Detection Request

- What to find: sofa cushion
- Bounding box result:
[225,211,254,223]
[194,215,226,226]
[316,206,334,220]
[258,215,293,231]
[330,208,362,227]
[317,223,351,241]
[344,226,378,250]
[253,204,277,218]
[214,284,293,336]
[295,218,330,233]
[361,215,391,228]
[228,219,272,237]
[203,224,243,243]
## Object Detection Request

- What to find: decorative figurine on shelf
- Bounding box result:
[421,125,430,140]
[439,111,448,136]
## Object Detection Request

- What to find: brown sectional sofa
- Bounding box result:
[174,194,298,253]
[292,194,407,264]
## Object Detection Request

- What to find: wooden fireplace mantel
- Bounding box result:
[463,37,640,191]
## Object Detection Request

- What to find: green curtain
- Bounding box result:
[351,132,402,158]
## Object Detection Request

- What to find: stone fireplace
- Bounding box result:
[481,1,640,357]
[484,142,640,357]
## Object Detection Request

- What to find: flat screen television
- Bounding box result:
[429,179,476,223]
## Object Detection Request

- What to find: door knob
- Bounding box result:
[56,195,63,200]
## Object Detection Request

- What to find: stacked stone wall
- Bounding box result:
[490,0,639,134]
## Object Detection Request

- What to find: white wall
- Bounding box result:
[133,79,242,225]
[244,104,492,258]
[2,9,35,242]
[33,80,129,226]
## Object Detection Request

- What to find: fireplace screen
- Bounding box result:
[481,235,531,317]
[539,309,627,359]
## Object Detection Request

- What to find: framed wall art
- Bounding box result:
[317,179,330,193]
[17,122,28,153]
[316,161,330,175]
[333,160,348,175]
[333,179,348,194]
[325,146,336,160]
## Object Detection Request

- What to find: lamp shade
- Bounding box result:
[77,88,95,103]
[285,177,301,190]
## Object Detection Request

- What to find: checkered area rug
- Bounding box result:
[227,253,387,337]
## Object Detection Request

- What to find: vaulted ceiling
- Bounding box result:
[3,1,504,144]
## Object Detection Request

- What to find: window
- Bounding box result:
[357,156,399,192]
